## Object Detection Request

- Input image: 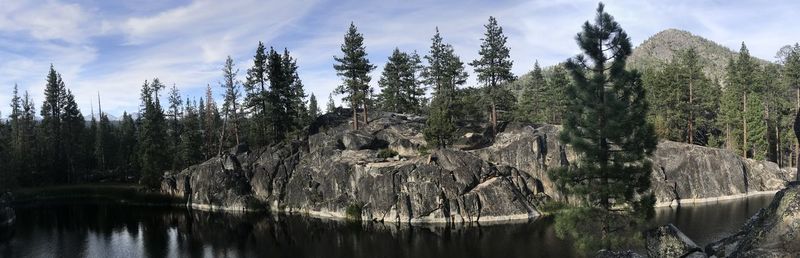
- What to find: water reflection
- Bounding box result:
[650,193,774,245]
[0,194,774,258]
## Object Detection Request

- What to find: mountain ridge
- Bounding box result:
[627,28,769,82]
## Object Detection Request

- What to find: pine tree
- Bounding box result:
[219,56,242,151]
[645,49,719,145]
[783,44,800,167]
[548,3,657,252]
[203,85,221,159]
[422,28,467,148]
[513,61,546,123]
[167,84,183,169]
[267,48,290,141]
[721,43,760,157]
[95,94,110,171]
[759,63,790,163]
[61,89,85,183]
[16,91,36,185]
[326,94,336,114]
[138,79,169,188]
[333,22,376,130]
[283,48,308,133]
[0,112,7,189]
[40,65,66,183]
[470,16,515,133]
[308,93,320,120]
[179,98,203,169]
[7,84,22,187]
[378,48,424,114]
[545,65,571,124]
[118,112,138,180]
[244,42,271,146]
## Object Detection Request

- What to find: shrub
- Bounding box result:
[345,202,363,221]
[377,148,399,159]
[418,145,430,156]
[538,200,568,214]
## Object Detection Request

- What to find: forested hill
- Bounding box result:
[510,28,771,95]
[627,28,769,82]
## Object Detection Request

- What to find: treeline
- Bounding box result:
[643,44,800,166]
[1,14,799,189]
[0,46,315,189]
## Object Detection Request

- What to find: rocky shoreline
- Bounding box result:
[161,110,793,224]
[644,182,800,258]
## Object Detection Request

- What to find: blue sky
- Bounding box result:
[0,0,798,117]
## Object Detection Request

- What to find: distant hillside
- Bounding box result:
[627,28,768,82]
[506,28,769,93]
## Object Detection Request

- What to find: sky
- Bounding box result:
[0,0,798,118]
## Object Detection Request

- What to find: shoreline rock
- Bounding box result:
[642,183,800,257]
[161,111,792,224]
[706,182,800,257]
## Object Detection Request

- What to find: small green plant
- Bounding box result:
[377,148,399,159]
[538,200,568,214]
[418,145,430,156]
[345,202,363,221]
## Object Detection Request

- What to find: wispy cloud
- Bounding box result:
[0,0,798,117]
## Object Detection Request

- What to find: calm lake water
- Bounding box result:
[0,194,774,258]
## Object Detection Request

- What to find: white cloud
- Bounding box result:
[0,0,105,44]
[1,0,799,117]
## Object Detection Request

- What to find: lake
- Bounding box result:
[0,194,774,258]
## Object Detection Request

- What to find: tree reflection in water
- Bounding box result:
[0,195,772,258]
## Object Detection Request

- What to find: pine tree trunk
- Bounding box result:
[234,120,240,146]
[491,102,497,134]
[688,79,693,145]
[795,105,800,180]
[363,102,369,125]
[353,106,359,130]
[776,123,781,167]
[726,123,730,151]
[743,93,747,158]
[219,115,228,155]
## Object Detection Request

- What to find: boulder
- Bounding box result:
[645,224,703,257]
[341,131,382,150]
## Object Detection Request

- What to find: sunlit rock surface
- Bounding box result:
[162,110,792,223]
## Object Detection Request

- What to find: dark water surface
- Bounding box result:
[0,194,774,258]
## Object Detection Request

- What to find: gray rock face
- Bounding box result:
[650,142,792,206]
[161,111,792,222]
[705,182,800,257]
[645,224,704,257]
[474,125,792,206]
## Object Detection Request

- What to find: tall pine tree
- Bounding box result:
[513,61,546,123]
[40,65,66,183]
[138,79,169,187]
[244,42,271,145]
[308,93,320,120]
[378,48,424,114]
[333,22,376,130]
[219,56,242,151]
[548,3,657,252]
[470,16,515,133]
[422,28,467,148]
